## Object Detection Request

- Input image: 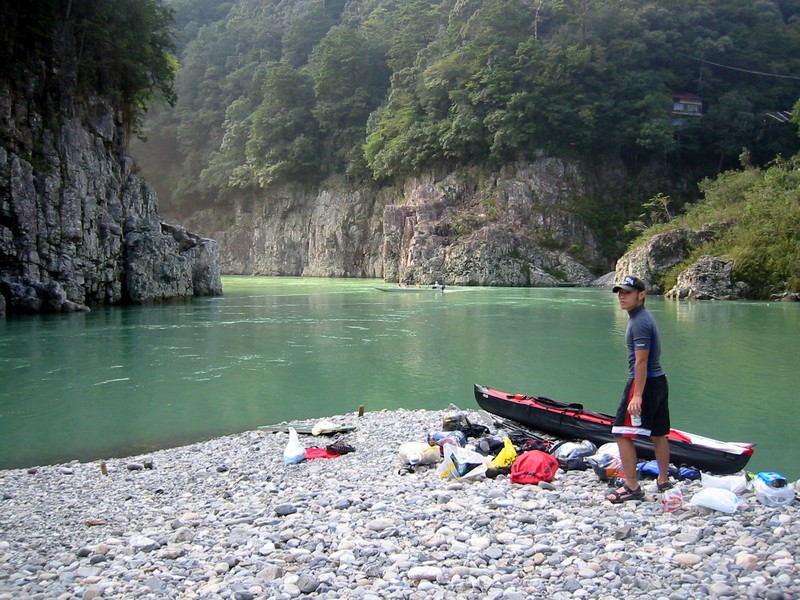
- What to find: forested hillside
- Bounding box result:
[133,0,800,219]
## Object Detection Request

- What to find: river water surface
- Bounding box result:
[1,277,797,478]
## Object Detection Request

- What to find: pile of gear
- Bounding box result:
[395,406,797,512]
[397,405,569,485]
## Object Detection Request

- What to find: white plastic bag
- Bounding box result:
[594,442,621,458]
[437,445,491,480]
[585,443,622,481]
[398,442,441,465]
[552,439,597,461]
[701,472,748,494]
[751,476,795,507]
[283,427,306,464]
[661,487,684,513]
[689,487,740,513]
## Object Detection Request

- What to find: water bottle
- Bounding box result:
[427,431,446,446]
[427,430,466,447]
[631,414,642,427]
[448,430,467,446]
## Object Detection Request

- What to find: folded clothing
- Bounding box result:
[304,447,340,460]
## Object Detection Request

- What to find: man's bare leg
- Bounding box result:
[652,435,671,487]
[616,436,640,490]
[606,436,642,501]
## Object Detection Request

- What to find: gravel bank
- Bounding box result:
[1,408,798,600]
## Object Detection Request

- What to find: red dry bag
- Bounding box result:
[510,450,560,485]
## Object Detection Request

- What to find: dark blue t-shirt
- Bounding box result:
[626,305,664,378]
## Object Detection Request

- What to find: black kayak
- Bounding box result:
[474,384,754,474]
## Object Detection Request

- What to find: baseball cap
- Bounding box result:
[612,275,646,293]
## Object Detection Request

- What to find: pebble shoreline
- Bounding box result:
[1,408,798,600]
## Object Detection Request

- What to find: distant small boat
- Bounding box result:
[375,286,446,293]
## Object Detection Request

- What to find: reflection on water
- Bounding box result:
[0,277,798,479]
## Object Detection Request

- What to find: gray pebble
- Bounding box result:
[275,504,297,516]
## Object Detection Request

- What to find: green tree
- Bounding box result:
[310,25,391,170]
[245,62,320,186]
[311,25,390,133]
[282,2,334,68]
[647,154,800,297]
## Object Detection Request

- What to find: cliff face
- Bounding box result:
[182,179,392,279]
[0,47,222,318]
[177,158,604,286]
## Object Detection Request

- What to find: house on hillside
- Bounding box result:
[672,93,703,116]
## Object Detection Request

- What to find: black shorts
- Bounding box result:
[612,375,670,437]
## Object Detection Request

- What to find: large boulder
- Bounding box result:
[665,255,747,300]
[425,228,594,287]
[0,276,89,313]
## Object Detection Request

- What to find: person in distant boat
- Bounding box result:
[606,275,672,503]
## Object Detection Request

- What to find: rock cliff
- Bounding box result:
[178,159,602,286]
[183,179,391,279]
[0,74,221,318]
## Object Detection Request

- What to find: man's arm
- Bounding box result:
[629,348,649,415]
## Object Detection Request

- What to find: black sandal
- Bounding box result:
[606,484,645,504]
[657,480,674,492]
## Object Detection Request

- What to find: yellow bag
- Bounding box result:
[491,437,517,468]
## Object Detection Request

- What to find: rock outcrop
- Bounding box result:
[614,222,747,299]
[181,159,600,286]
[383,161,598,286]
[614,227,716,293]
[665,255,747,300]
[0,51,222,317]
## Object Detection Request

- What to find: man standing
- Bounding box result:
[607,275,673,503]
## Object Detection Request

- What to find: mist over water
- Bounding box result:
[1,277,798,479]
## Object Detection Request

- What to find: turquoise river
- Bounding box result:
[1,276,798,479]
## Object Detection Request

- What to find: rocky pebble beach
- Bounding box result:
[1,408,798,600]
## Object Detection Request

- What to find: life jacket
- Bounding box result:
[510,450,560,485]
